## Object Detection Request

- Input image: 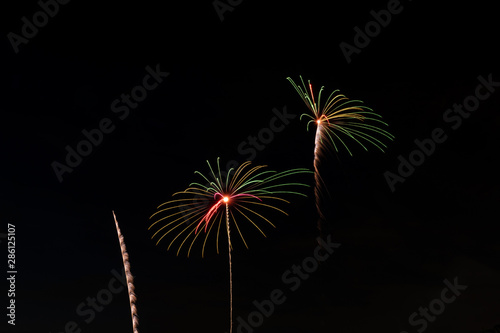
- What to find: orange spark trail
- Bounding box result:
[112,211,139,333]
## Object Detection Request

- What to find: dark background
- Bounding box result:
[2,0,499,332]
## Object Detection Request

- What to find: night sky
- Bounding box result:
[2,1,500,333]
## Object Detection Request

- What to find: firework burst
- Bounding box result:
[149,158,311,333]
[287,76,394,230]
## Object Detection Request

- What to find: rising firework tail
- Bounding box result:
[112,211,139,333]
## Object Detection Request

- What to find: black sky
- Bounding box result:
[2,1,500,333]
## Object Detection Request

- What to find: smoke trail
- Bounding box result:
[112,211,139,333]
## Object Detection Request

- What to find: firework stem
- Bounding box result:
[225,202,233,333]
[314,126,327,224]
